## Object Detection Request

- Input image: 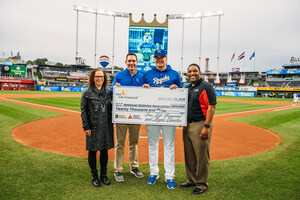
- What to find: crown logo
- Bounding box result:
[129,13,168,27]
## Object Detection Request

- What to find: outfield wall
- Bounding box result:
[37,86,88,92]
[214,86,256,97]
[215,91,255,97]
[35,85,300,98]
[214,86,300,98]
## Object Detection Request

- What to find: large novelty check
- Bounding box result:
[112,86,188,126]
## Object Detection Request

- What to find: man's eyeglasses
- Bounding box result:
[94,76,104,79]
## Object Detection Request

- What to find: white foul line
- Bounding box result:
[0,97,81,114]
[215,105,298,117]
[274,106,299,112]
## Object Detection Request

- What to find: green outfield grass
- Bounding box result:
[215,101,278,114]
[0,98,299,199]
[12,97,81,111]
[218,96,297,102]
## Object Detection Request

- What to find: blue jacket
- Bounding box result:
[143,65,182,88]
[111,68,144,92]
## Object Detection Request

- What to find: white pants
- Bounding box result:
[146,125,176,180]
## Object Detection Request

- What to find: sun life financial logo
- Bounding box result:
[122,89,128,96]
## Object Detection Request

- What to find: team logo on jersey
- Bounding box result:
[153,75,170,85]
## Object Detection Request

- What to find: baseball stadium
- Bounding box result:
[1,1,300,200]
[1,59,299,199]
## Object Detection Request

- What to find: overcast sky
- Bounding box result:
[1,0,299,72]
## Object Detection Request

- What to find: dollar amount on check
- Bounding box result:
[113,86,188,126]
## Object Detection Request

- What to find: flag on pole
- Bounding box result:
[238,52,245,60]
[11,51,13,57]
[231,53,235,62]
[249,51,255,60]
[17,51,20,57]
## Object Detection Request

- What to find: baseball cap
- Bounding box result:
[154,49,167,57]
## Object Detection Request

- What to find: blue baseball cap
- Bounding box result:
[154,49,167,57]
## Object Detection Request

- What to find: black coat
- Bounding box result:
[80,86,114,151]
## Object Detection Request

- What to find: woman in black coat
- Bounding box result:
[81,68,114,187]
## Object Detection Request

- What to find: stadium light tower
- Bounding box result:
[73,5,129,73]
[169,10,224,81]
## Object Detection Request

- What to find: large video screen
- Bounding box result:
[129,26,168,73]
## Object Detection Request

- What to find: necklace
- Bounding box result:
[101,104,106,112]
[99,94,106,112]
[94,86,106,112]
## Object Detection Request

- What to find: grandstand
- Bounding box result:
[34,64,92,87]
[266,63,300,87]
[200,72,228,86]
[1,56,299,97]
[185,71,260,87]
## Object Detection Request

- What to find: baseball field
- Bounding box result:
[0,90,299,200]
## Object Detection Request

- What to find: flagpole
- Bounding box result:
[234,53,236,68]
[94,13,98,68]
[232,55,234,70]
[76,10,79,59]
[215,15,221,84]
[199,17,203,66]
[243,51,245,69]
[112,15,116,74]
[180,18,185,79]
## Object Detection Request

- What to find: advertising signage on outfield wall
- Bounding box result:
[1,65,10,73]
[37,86,88,92]
[214,86,257,91]
[55,78,67,81]
[266,70,300,75]
[257,87,300,91]
[215,91,255,97]
[226,83,237,86]
[9,65,26,76]
[0,79,34,84]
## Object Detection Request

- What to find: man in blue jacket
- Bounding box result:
[142,49,182,189]
[112,53,144,182]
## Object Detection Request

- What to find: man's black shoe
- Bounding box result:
[114,172,124,182]
[100,175,111,185]
[192,188,206,195]
[180,182,196,188]
[130,168,144,178]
